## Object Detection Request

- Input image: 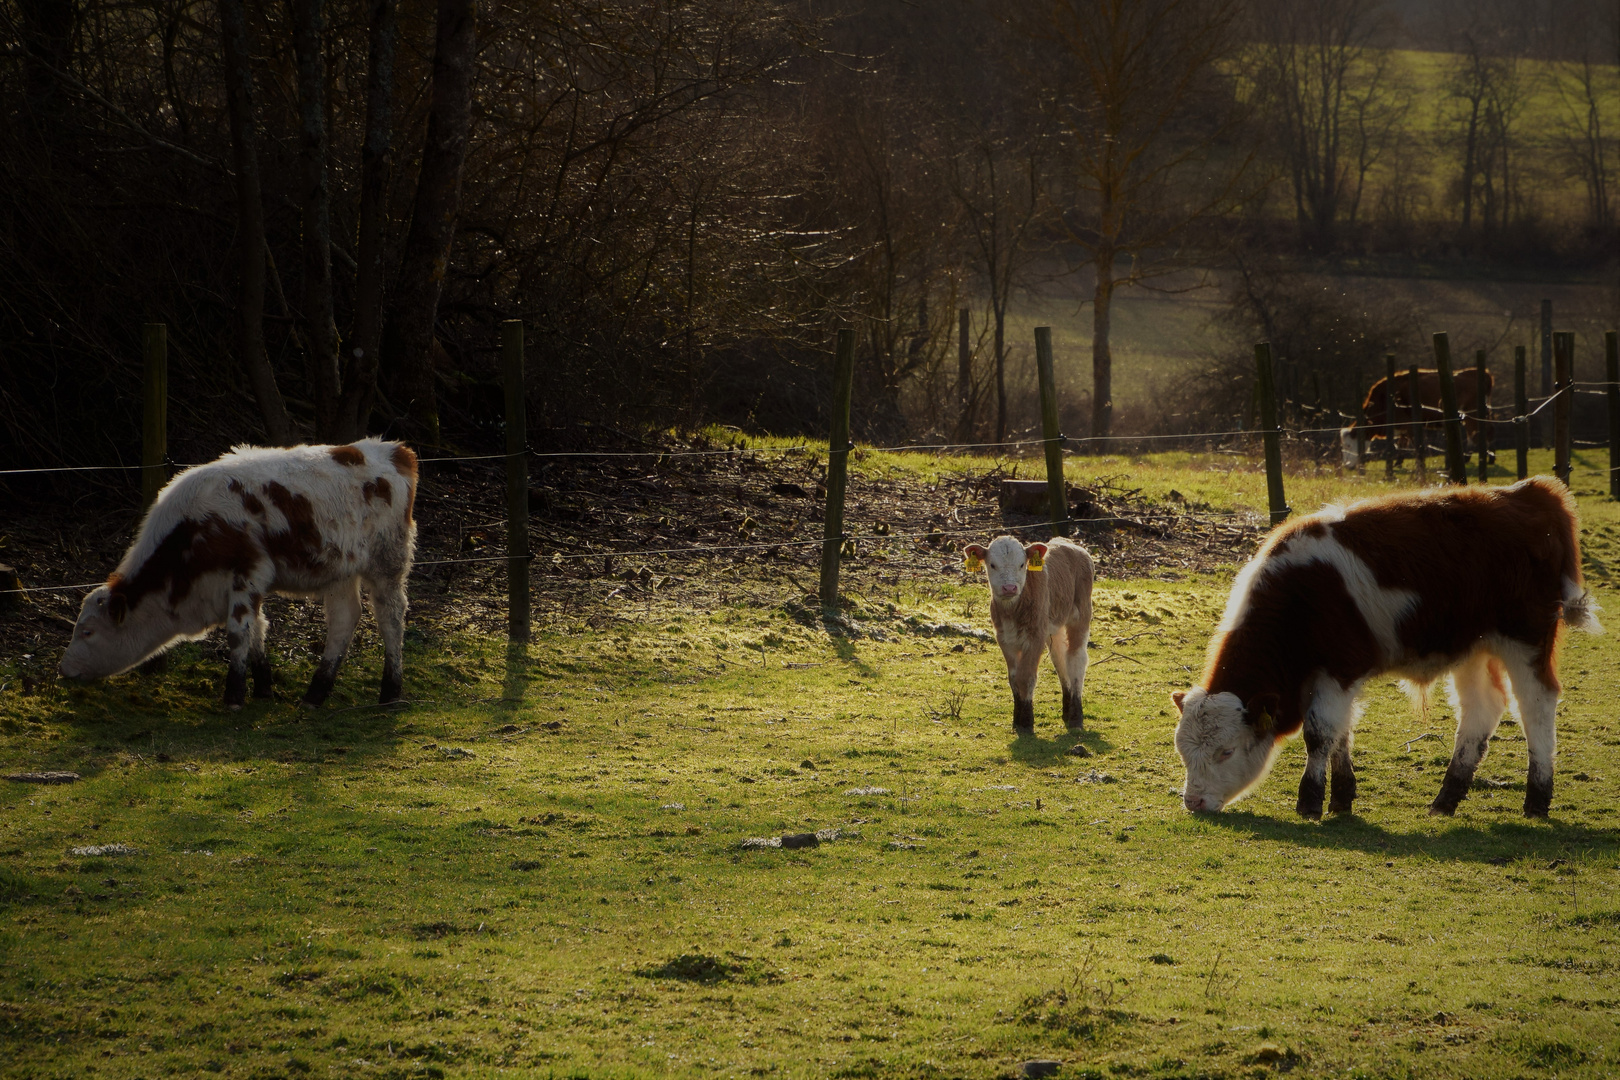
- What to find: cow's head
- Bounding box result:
[1339,426,1365,469]
[1172,687,1283,812]
[965,536,1045,604]
[58,584,183,680]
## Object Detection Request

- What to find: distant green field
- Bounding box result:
[4,447,1620,1078]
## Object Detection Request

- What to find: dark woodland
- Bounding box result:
[2,0,1617,482]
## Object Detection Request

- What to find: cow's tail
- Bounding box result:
[1562,582,1604,634]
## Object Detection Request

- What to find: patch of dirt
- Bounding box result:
[0,433,1265,664]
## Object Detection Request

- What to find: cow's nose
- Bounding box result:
[1000,584,1018,595]
[1184,794,1210,813]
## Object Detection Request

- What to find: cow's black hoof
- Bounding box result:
[1296,774,1325,820]
[380,663,403,704]
[1427,801,1458,817]
[224,666,248,709]
[1327,799,1355,815]
[1062,694,1084,731]
[251,659,274,700]
[1012,697,1034,733]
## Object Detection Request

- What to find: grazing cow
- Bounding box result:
[964,535,1095,734]
[59,440,418,709]
[1340,367,1494,468]
[1172,478,1599,819]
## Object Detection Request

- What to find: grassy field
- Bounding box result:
[3,448,1620,1079]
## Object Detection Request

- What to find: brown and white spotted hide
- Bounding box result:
[1173,478,1600,820]
[60,439,418,709]
[964,535,1095,734]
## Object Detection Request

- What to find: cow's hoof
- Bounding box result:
[1327,801,1354,815]
[1012,724,1035,737]
[298,698,322,712]
[1427,802,1458,817]
[1296,808,1323,821]
[1522,803,1550,819]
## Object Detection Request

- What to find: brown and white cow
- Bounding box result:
[1172,478,1600,819]
[964,535,1095,733]
[1340,366,1494,468]
[59,439,417,709]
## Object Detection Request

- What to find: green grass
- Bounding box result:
[3,449,1620,1078]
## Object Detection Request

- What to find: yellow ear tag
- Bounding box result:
[1027,549,1044,572]
[964,552,983,572]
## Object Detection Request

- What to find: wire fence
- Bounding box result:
[3,368,1613,598]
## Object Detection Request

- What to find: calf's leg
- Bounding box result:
[1327,733,1357,814]
[222,588,259,709]
[1052,621,1089,731]
[1004,643,1042,735]
[369,576,408,704]
[1499,646,1559,818]
[1297,677,1356,819]
[248,600,273,699]
[1430,652,1509,816]
[302,579,363,708]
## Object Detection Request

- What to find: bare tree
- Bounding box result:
[291,0,343,441]
[333,0,397,442]
[945,132,1047,442]
[1019,0,1251,440]
[1438,4,1533,244]
[1247,0,1407,248]
[389,0,475,444]
[220,0,293,445]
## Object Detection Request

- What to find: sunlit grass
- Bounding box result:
[3,449,1619,1078]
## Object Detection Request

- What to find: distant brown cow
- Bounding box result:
[1340,367,1494,467]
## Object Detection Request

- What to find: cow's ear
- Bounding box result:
[1025,542,1047,571]
[963,545,986,572]
[1246,692,1281,736]
[1171,690,1187,716]
[107,592,127,626]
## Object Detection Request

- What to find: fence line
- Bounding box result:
[0,383,1598,481]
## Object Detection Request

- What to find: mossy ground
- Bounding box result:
[2,449,1619,1079]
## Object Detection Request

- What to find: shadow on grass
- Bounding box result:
[1198,807,1620,864]
[501,640,530,708]
[1008,726,1116,766]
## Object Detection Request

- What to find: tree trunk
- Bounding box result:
[390,0,477,445]
[18,0,74,120]
[334,0,397,442]
[292,0,343,441]
[220,0,293,446]
[1092,254,1114,440]
[993,300,1007,443]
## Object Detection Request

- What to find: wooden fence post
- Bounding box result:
[1254,342,1289,525]
[1033,327,1069,536]
[1431,332,1467,484]
[1384,353,1396,479]
[958,308,971,440]
[820,328,855,615]
[1514,345,1529,481]
[1607,330,1619,500]
[1554,330,1572,487]
[501,319,529,642]
[1409,364,1426,484]
[141,323,168,513]
[1476,349,1489,484]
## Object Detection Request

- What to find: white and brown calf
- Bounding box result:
[59,439,418,708]
[965,535,1095,734]
[1173,478,1600,820]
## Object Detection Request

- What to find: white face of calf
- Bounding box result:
[1172,687,1283,812]
[965,536,1044,604]
[58,586,179,680]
